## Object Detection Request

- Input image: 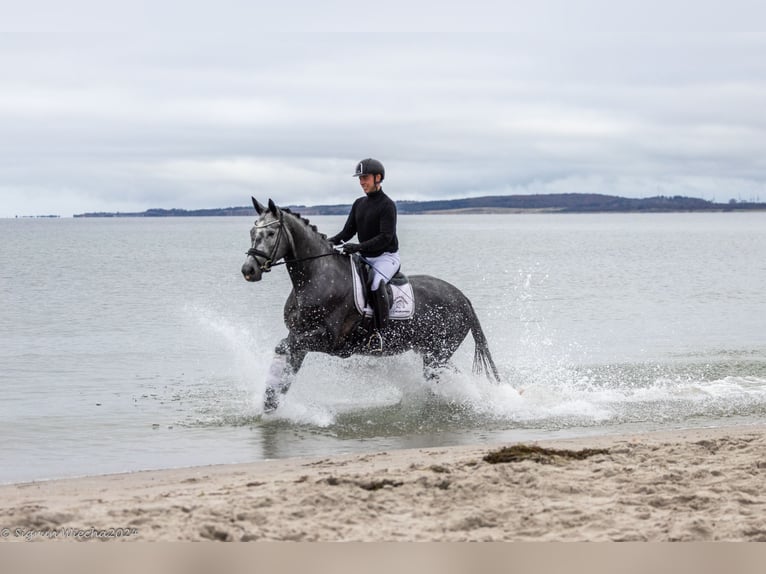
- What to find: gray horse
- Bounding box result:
[241,198,502,412]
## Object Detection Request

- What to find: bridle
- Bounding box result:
[246,211,291,272]
[246,210,337,272]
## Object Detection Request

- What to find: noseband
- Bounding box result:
[246,212,288,272]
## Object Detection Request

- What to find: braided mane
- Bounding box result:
[281,207,329,240]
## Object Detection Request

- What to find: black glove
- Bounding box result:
[342,243,361,254]
[329,235,342,246]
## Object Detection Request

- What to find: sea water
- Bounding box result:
[1,213,765,483]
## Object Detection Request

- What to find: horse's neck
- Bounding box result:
[283,216,330,259]
[283,216,347,292]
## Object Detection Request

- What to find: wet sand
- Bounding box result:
[2,425,766,542]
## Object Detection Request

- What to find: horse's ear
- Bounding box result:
[267,198,279,216]
[252,197,267,215]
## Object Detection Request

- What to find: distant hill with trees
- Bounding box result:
[73,193,765,217]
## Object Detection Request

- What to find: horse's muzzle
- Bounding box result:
[241,262,262,282]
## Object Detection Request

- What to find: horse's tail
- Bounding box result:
[468,301,502,383]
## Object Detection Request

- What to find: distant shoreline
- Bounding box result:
[71,192,766,218]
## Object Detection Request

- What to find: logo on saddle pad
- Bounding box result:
[350,258,415,320]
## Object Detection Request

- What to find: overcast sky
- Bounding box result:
[2,0,765,216]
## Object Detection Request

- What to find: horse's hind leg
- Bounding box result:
[422,355,447,381]
[421,341,462,381]
[263,337,307,413]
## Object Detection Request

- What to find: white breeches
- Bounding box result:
[365,252,401,290]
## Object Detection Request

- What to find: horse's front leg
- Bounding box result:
[263,337,307,413]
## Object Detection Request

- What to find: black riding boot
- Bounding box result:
[368,283,389,352]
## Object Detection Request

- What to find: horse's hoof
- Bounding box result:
[263,387,280,413]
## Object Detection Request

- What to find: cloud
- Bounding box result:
[2,1,766,216]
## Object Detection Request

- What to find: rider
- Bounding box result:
[329,158,399,351]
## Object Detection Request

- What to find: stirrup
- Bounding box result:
[367,330,383,353]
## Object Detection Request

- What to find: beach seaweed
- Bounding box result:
[322,476,403,490]
[483,445,610,464]
[357,479,404,491]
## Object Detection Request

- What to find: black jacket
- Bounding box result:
[330,189,399,257]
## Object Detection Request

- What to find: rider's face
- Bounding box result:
[358,174,379,194]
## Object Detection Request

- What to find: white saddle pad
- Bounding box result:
[350,258,415,320]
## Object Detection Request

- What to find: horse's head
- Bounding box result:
[241,197,290,282]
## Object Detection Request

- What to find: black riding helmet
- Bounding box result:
[353,158,385,182]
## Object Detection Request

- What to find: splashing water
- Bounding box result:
[185,302,766,440]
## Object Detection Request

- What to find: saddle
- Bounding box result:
[349,255,415,320]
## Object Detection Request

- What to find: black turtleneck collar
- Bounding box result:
[366,187,384,199]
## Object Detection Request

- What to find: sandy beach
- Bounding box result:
[2,424,766,542]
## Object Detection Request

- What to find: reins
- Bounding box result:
[246,210,398,284]
[246,249,339,271]
[246,211,339,272]
[246,212,414,307]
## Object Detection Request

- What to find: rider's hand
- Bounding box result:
[342,243,361,254]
